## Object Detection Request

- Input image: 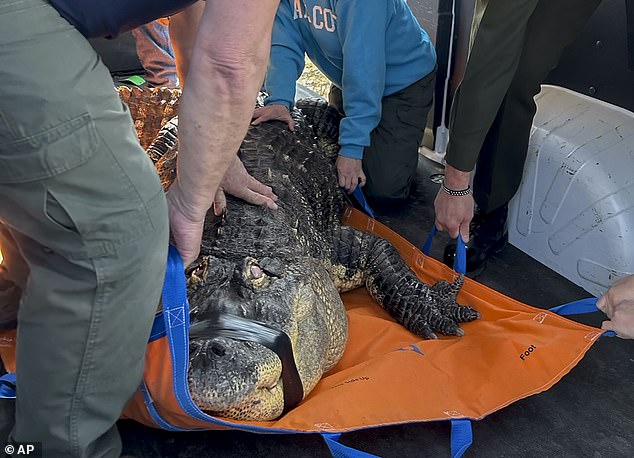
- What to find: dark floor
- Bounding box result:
[119,157,634,458]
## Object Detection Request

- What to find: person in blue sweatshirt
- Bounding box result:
[252,0,437,202]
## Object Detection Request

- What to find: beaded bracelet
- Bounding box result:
[441,181,472,197]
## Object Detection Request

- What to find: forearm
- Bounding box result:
[443,164,471,189]
[174,0,277,219]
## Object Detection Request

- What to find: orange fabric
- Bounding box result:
[120,207,603,432]
[0,208,601,431]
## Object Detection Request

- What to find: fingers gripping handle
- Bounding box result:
[549,298,616,337]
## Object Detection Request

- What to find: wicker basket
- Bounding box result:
[117,85,181,150]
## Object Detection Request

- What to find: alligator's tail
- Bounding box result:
[294,98,342,160]
[146,116,179,164]
[329,226,479,339]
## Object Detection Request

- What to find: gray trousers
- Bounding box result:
[446,0,602,213]
[0,0,169,456]
[329,68,436,200]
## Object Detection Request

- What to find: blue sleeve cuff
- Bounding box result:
[338,145,364,160]
[264,97,294,110]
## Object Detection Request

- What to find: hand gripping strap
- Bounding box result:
[352,187,375,219]
[549,298,616,337]
[422,226,467,274]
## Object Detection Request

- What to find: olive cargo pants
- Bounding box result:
[0,0,169,456]
[447,0,602,213]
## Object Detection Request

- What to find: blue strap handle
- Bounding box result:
[549,297,601,315]
[451,419,473,458]
[140,382,198,432]
[148,312,166,342]
[153,245,297,433]
[549,298,616,337]
[0,373,16,399]
[422,226,467,274]
[322,433,380,458]
[352,187,375,219]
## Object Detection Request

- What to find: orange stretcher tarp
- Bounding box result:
[0,207,603,434]
[101,206,601,433]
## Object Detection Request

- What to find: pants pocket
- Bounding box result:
[0,113,100,183]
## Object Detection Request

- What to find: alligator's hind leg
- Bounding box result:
[327,226,479,339]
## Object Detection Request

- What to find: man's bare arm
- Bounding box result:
[166,0,279,265]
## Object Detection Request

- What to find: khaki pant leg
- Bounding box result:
[0,1,169,456]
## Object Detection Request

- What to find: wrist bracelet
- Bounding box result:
[441,181,472,197]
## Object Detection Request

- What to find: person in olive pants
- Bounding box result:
[0,2,169,455]
[0,0,279,456]
[434,0,603,273]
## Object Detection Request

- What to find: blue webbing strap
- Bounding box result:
[451,419,473,458]
[148,312,166,342]
[159,245,226,426]
[352,187,375,219]
[0,373,16,399]
[140,382,198,432]
[156,246,295,434]
[549,298,616,337]
[421,226,467,275]
[455,235,467,275]
[322,433,380,458]
[549,297,601,315]
[422,229,473,457]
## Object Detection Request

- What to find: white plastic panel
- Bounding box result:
[508,85,634,297]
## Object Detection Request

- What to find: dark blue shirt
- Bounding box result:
[48,0,198,38]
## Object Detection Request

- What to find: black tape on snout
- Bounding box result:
[188,313,304,413]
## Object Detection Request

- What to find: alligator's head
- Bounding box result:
[185,255,347,421]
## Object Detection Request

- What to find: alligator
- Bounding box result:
[146,97,479,422]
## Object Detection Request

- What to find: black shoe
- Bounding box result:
[443,204,509,274]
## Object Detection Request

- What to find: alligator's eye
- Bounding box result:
[250,264,264,279]
[243,258,270,288]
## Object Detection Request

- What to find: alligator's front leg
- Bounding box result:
[328,226,479,339]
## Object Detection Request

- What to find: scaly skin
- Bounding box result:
[145,96,479,421]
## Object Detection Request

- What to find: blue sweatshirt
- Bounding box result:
[264,0,437,160]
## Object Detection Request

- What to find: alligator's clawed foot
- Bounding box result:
[412,321,438,340]
[410,274,479,339]
[438,303,480,323]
